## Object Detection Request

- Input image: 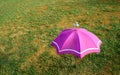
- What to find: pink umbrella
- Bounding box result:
[51,28,102,58]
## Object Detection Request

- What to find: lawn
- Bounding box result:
[0,0,120,75]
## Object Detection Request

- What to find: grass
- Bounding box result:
[0,0,120,75]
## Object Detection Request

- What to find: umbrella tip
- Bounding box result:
[74,21,79,27]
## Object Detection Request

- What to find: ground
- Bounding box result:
[0,0,120,75]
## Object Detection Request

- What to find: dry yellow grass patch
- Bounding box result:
[102,12,120,25]
[0,23,29,37]
[99,0,120,2]
[0,45,6,55]
[77,11,120,26]
[37,5,48,13]
[34,38,40,47]
[28,5,49,16]
[48,47,60,57]
[21,43,46,70]
[57,16,75,28]
[10,31,27,38]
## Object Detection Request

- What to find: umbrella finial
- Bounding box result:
[74,21,79,27]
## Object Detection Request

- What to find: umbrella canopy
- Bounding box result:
[51,28,102,58]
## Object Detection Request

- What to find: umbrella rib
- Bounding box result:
[52,40,102,54]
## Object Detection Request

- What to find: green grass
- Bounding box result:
[0,0,120,75]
